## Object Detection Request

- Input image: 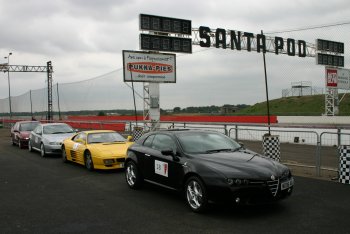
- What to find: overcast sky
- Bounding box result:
[1,0,350,111]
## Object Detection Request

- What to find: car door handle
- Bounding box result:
[145,154,151,157]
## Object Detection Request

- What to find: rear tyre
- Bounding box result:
[85,151,94,171]
[125,161,143,189]
[185,176,208,213]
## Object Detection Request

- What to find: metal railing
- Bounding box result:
[2,118,350,177]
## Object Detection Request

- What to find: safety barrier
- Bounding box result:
[262,135,281,161]
[338,145,350,185]
[2,118,350,179]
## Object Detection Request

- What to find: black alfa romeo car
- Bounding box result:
[125,129,294,212]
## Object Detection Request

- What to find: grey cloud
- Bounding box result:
[0,0,350,111]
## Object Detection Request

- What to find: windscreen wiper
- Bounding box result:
[205,148,234,154]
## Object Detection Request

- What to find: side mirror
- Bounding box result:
[161,148,174,156]
[238,142,245,149]
[161,148,179,162]
[127,136,133,142]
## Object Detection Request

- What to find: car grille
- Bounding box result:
[267,179,279,197]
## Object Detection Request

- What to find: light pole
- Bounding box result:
[4,52,12,118]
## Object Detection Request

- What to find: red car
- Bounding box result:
[11,121,40,149]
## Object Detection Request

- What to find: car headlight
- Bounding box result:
[281,169,292,179]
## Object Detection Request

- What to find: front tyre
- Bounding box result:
[40,143,46,157]
[62,146,68,163]
[28,140,33,152]
[185,176,208,213]
[125,161,143,189]
[84,151,94,171]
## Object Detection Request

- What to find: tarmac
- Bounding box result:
[1,127,350,234]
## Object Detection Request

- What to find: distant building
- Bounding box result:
[220,105,238,114]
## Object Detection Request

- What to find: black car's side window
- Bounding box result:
[151,134,177,152]
[143,135,155,147]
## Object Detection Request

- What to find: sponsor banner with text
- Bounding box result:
[326,67,350,90]
[123,50,176,83]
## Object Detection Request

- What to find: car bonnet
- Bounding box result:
[192,150,287,179]
[88,142,133,157]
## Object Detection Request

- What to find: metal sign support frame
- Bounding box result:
[0,62,54,120]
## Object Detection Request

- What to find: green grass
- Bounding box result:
[236,94,350,116]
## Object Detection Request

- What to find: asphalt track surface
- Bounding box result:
[1,129,350,234]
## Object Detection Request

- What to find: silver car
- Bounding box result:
[28,123,76,157]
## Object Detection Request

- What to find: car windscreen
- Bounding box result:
[177,132,241,154]
[87,132,126,144]
[43,124,74,134]
[19,122,39,131]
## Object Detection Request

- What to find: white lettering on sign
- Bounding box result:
[155,160,168,177]
[326,69,338,87]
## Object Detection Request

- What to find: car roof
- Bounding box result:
[83,130,116,134]
[145,129,222,137]
[136,129,222,144]
[16,120,40,124]
[160,129,217,134]
[40,122,69,126]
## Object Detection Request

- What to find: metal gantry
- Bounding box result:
[0,62,54,120]
[325,88,339,116]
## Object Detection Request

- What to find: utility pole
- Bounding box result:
[4,52,12,118]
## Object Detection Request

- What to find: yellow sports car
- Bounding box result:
[62,130,133,170]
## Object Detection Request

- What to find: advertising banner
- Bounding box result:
[123,50,176,83]
[337,68,350,90]
[325,67,350,90]
[326,68,338,87]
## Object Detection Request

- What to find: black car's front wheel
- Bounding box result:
[125,161,143,189]
[185,176,208,213]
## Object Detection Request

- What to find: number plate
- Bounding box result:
[281,178,294,190]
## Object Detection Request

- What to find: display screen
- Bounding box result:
[140,34,192,53]
[317,39,344,54]
[317,53,344,67]
[140,14,192,35]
